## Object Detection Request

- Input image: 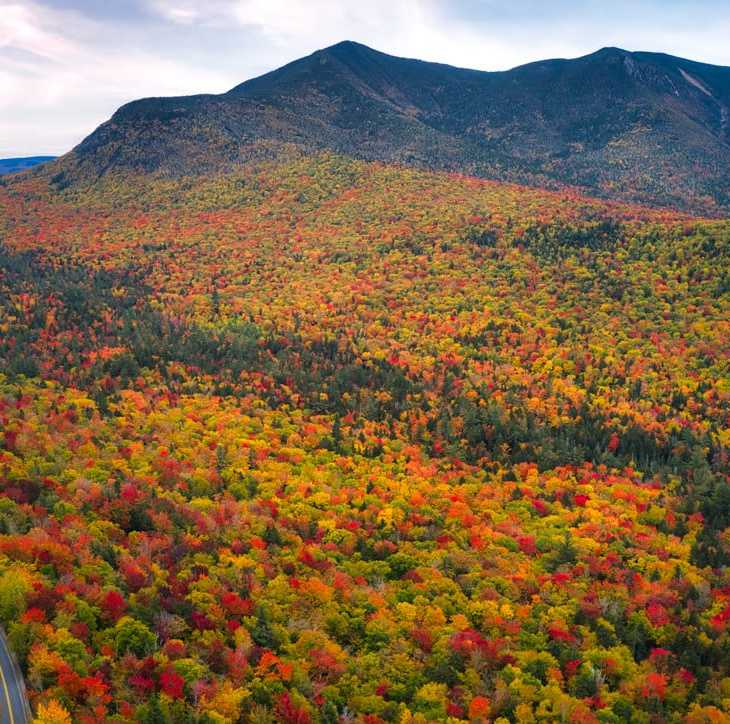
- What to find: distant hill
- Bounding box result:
[0,156,56,175]
[53,41,730,213]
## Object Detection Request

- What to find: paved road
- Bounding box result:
[0,628,31,724]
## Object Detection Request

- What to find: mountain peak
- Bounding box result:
[593,46,631,57]
[226,40,381,96]
[313,39,388,68]
[320,39,374,54]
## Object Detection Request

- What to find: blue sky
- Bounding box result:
[2,0,730,157]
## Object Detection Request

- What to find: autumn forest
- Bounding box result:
[0,148,729,724]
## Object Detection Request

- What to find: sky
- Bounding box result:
[2,0,730,157]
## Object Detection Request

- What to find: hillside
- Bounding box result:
[0,155,729,721]
[51,41,730,213]
[0,157,55,175]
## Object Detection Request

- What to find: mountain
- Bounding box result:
[53,41,730,213]
[0,156,56,175]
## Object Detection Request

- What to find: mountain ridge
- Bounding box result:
[51,41,730,213]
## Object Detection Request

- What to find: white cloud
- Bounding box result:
[144,0,730,69]
[146,0,235,26]
[0,0,236,156]
[0,2,77,59]
[145,0,518,68]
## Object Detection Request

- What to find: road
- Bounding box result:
[0,628,31,724]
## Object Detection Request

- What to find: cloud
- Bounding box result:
[147,0,229,25]
[0,0,236,156]
[141,0,592,75]
[142,0,730,72]
[0,2,77,60]
[1,0,730,157]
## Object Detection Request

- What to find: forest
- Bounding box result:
[0,153,728,722]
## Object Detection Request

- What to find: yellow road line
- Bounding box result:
[0,637,16,724]
[0,657,16,724]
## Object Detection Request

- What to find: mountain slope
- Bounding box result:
[54,41,730,213]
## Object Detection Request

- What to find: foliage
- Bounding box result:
[0,153,728,721]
